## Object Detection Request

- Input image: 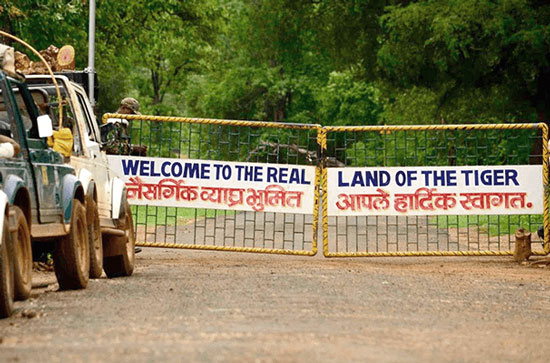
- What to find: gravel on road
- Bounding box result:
[1,248,550,362]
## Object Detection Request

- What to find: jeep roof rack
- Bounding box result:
[54,70,98,101]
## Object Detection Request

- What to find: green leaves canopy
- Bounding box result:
[2,0,550,126]
[378,0,550,124]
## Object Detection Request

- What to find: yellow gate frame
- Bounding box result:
[102,113,322,256]
[320,123,550,257]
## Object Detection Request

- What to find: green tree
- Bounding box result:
[310,0,409,77]
[317,70,382,126]
[0,0,88,65]
[1,0,222,116]
[0,0,137,113]
[377,0,550,124]
[185,0,330,123]
[123,0,221,115]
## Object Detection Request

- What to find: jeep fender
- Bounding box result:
[0,190,8,246]
[111,176,125,220]
[61,174,85,224]
[78,168,96,200]
[3,175,31,225]
[78,168,97,220]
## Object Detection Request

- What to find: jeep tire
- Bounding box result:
[103,202,135,278]
[12,206,32,301]
[87,197,103,279]
[0,215,14,319]
[53,199,90,290]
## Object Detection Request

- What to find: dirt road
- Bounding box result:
[1,249,550,362]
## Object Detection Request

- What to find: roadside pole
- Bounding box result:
[87,0,96,106]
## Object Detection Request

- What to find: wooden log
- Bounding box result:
[57,45,75,70]
[39,44,59,71]
[13,44,75,74]
[14,51,32,74]
[30,60,48,74]
[514,228,532,262]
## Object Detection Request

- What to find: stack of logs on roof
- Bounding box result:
[15,44,75,75]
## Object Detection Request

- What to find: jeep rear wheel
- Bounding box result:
[53,199,90,290]
[0,215,14,319]
[87,198,103,279]
[12,206,31,301]
[103,202,135,278]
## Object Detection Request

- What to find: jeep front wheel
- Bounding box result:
[87,197,103,279]
[53,199,90,290]
[12,206,31,301]
[0,215,14,318]
[103,202,135,278]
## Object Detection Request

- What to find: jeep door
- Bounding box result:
[71,84,112,218]
[0,77,34,209]
[5,76,68,224]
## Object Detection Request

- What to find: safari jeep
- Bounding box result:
[0,69,89,297]
[25,74,135,278]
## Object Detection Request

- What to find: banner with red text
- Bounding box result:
[327,166,542,216]
[107,156,316,214]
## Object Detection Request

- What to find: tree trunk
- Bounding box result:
[151,69,161,104]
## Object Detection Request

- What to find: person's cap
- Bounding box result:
[120,97,141,115]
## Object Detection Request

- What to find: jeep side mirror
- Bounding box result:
[37,114,53,138]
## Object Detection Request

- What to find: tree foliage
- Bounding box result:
[378,0,550,124]
[2,0,550,127]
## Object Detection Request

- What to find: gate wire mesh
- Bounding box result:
[320,124,550,257]
[102,113,321,256]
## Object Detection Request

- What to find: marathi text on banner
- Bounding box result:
[107,156,316,214]
[327,166,542,216]
[126,176,304,212]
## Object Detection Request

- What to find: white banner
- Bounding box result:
[107,156,316,214]
[327,165,543,216]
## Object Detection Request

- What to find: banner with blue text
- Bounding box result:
[107,156,316,214]
[327,166,542,216]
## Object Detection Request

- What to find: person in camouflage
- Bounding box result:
[103,98,144,254]
[103,97,140,155]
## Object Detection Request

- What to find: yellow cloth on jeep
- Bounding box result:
[47,127,73,158]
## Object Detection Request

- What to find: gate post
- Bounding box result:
[514,228,532,262]
[317,128,329,257]
[541,123,550,254]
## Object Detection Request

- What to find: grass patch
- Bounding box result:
[131,205,235,226]
[432,214,543,236]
